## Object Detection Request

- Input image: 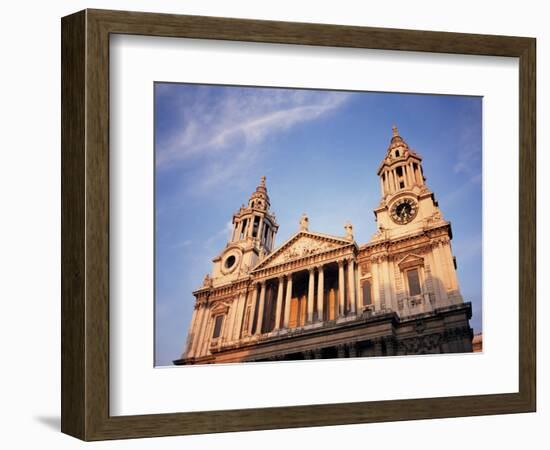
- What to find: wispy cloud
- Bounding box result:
[444,119,482,205]
[453,122,482,182]
[155,85,352,194]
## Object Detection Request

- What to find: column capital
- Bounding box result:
[308,266,315,274]
[337,259,345,267]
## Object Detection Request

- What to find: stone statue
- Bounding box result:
[300,213,309,231]
[202,274,212,288]
[344,221,354,240]
[373,224,387,240]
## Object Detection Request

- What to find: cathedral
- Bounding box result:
[174,127,473,365]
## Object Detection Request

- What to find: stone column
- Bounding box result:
[274,276,284,330]
[382,256,394,311]
[248,284,259,335]
[439,241,455,291]
[371,259,381,311]
[283,274,293,328]
[442,241,460,291]
[317,265,324,321]
[355,263,362,313]
[415,164,423,185]
[427,246,448,306]
[193,303,208,357]
[255,281,267,334]
[247,216,254,238]
[200,314,213,356]
[347,259,356,315]
[337,344,346,358]
[257,218,264,243]
[225,298,237,342]
[268,230,273,249]
[307,268,315,323]
[186,304,200,357]
[338,260,346,317]
[232,292,246,340]
[433,243,449,301]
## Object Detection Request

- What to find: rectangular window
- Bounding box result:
[407,269,421,296]
[212,315,224,339]
[362,280,372,305]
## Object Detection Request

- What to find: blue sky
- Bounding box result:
[155,83,482,366]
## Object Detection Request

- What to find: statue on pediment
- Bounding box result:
[344,221,354,240]
[300,213,309,231]
[202,274,212,288]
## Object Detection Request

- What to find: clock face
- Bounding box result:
[390,198,418,224]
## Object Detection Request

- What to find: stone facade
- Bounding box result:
[174,127,473,365]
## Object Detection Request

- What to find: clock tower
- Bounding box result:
[362,126,464,315]
[373,125,443,239]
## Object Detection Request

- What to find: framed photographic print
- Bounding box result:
[61,9,536,441]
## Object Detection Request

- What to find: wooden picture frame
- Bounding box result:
[61,9,536,441]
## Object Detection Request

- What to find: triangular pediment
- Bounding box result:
[253,231,353,271]
[397,253,425,269]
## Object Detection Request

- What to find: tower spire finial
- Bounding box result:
[392,124,399,137]
[260,175,266,188]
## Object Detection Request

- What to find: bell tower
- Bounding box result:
[208,176,279,287]
[367,126,464,312]
[373,126,442,239]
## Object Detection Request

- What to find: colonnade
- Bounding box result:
[247,257,363,336]
[381,161,423,195]
[187,257,365,359]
